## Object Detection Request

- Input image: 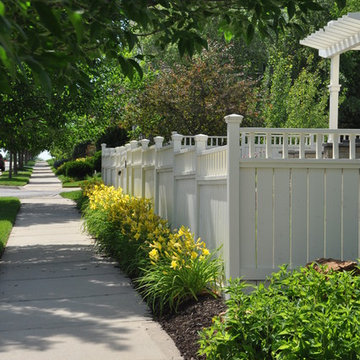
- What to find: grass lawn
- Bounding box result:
[58,173,102,188]
[58,175,85,187]
[0,167,33,186]
[60,190,82,201]
[60,190,87,210]
[0,197,21,256]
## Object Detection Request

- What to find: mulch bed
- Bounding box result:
[157,258,360,359]
[307,257,360,274]
[157,294,227,360]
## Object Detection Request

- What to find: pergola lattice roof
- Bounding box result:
[300,12,360,58]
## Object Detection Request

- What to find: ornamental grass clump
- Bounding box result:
[199,264,360,360]
[137,226,223,315]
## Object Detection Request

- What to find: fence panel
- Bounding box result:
[174,178,196,230]
[239,167,256,272]
[257,168,274,269]
[102,121,360,281]
[273,168,291,265]
[325,169,342,258]
[308,168,325,260]
[158,170,173,225]
[198,183,227,251]
[291,169,308,266]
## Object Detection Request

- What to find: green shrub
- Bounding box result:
[66,160,93,180]
[53,158,69,169]
[55,159,94,180]
[199,265,360,360]
[55,162,68,176]
[91,151,102,172]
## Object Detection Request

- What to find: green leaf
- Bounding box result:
[67,9,84,43]
[287,2,296,20]
[223,30,233,43]
[128,59,143,79]
[305,2,323,11]
[336,0,346,8]
[178,38,185,57]
[0,44,8,66]
[33,1,62,38]
[0,72,11,94]
[118,56,133,79]
[25,58,52,97]
[124,31,137,51]
[0,1,5,16]
[246,23,255,43]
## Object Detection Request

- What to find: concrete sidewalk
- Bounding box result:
[0,162,182,360]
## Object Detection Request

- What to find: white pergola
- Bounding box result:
[300,12,360,129]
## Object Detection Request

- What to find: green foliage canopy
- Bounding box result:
[0,0,344,94]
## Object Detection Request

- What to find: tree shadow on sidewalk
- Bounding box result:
[0,244,151,354]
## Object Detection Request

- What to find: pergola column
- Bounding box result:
[329,54,341,130]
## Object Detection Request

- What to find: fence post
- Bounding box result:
[101,143,106,184]
[225,114,243,280]
[129,140,138,195]
[195,134,209,238]
[125,143,132,194]
[154,136,164,214]
[109,148,116,186]
[172,133,183,152]
[195,134,208,152]
[115,147,122,188]
[140,139,150,197]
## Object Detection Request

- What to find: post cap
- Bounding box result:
[154,136,164,149]
[140,139,150,150]
[195,134,208,141]
[130,140,138,149]
[172,133,183,141]
[224,114,244,124]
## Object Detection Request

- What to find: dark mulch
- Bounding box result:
[157,295,227,360]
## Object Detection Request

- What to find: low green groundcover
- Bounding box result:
[199,265,360,360]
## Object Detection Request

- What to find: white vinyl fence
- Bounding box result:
[102,114,360,281]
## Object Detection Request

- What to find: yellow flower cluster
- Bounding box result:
[75,157,87,162]
[149,226,211,270]
[84,183,170,245]
[84,184,212,270]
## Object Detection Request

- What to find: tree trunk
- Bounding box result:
[9,151,12,179]
[14,152,18,175]
[19,151,24,169]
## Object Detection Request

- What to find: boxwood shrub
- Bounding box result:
[55,159,94,180]
[199,265,360,360]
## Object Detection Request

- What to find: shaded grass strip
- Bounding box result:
[0,197,21,256]
[60,190,88,211]
[0,166,33,186]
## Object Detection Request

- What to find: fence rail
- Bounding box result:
[240,128,360,160]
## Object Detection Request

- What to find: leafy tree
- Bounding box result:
[262,52,293,128]
[262,51,329,128]
[286,61,329,128]
[124,44,263,139]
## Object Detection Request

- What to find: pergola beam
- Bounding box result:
[319,32,360,58]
